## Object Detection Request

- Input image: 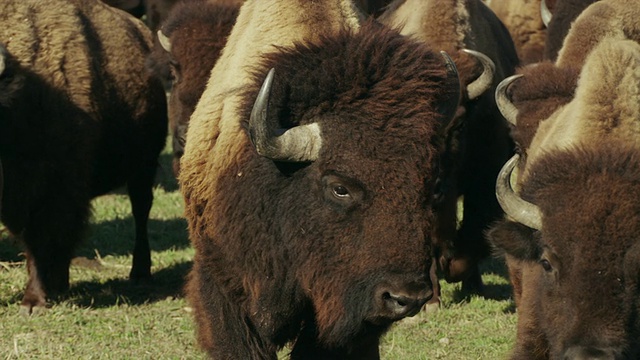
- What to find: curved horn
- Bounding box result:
[495,74,523,126]
[496,154,543,230]
[249,68,322,162]
[462,49,495,100]
[157,30,171,53]
[540,0,552,28]
[438,51,461,127]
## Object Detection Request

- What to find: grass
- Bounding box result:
[0,141,517,359]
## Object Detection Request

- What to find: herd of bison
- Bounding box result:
[1,0,639,359]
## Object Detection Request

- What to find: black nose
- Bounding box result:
[381,290,431,319]
[564,346,616,360]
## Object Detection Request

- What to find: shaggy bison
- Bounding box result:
[147,0,241,177]
[379,0,519,298]
[0,0,167,312]
[178,0,483,357]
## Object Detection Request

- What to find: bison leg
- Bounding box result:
[19,201,88,312]
[126,163,156,281]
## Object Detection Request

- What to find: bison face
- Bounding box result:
[150,2,239,176]
[491,148,640,360]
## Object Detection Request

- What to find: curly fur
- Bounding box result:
[485,0,547,64]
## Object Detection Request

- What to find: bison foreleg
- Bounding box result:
[126,163,156,281]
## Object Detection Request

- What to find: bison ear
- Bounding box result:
[486,219,541,262]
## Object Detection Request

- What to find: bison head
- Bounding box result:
[491,149,640,360]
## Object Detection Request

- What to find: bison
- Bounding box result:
[491,37,640,360]
[488,0,640,358]
[147,0,240,177]
[0,0,167,312]
[178,0,501,357]
[378,0,519,298]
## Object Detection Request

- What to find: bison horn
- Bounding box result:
[157,30,171,53]
[495,74,523,126]
[439,51,461,127]
[496,154,543,230]
[540,0,552,28]
[249,68,322,162]
[462,49,495,100]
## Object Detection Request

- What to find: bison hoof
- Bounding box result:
[19,302,48,316]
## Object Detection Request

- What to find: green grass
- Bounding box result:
[0,142,517,359]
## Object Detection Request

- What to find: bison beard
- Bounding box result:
[183,22,459,358]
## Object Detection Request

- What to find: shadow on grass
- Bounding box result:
[449,256,514,304]
[67,260,193,308]
[76,217,190,259]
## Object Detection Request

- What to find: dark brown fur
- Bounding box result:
[147,0,240,176]
[543,0,599,60]
[0,0,167,311]
[508,62,579,152]
[491,145,640,359]
[184,22,455,359]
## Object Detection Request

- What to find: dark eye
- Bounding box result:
[540,259,552,272]
[322,174,364,208]
[332,185,350,199]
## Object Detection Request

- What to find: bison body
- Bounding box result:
[0,0,167,311]
[179,0,470,357]
[379,0,519,297]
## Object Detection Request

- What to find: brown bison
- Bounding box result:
[147,0,240,176]
[491,37,640,360]
[0,0,167,312]
[488,0,640,358]
[178,0,489,357]
[378,0,519,298]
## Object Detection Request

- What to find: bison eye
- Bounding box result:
[322,173,364,208]
[540,259,553,272]
[332,185,350,198]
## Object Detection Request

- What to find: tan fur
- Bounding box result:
[520,0,640,180]
[0,0,154,115]
[180,0,365,237]
[485,0,546,64]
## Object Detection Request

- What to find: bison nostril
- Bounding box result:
[382,291,429,318]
